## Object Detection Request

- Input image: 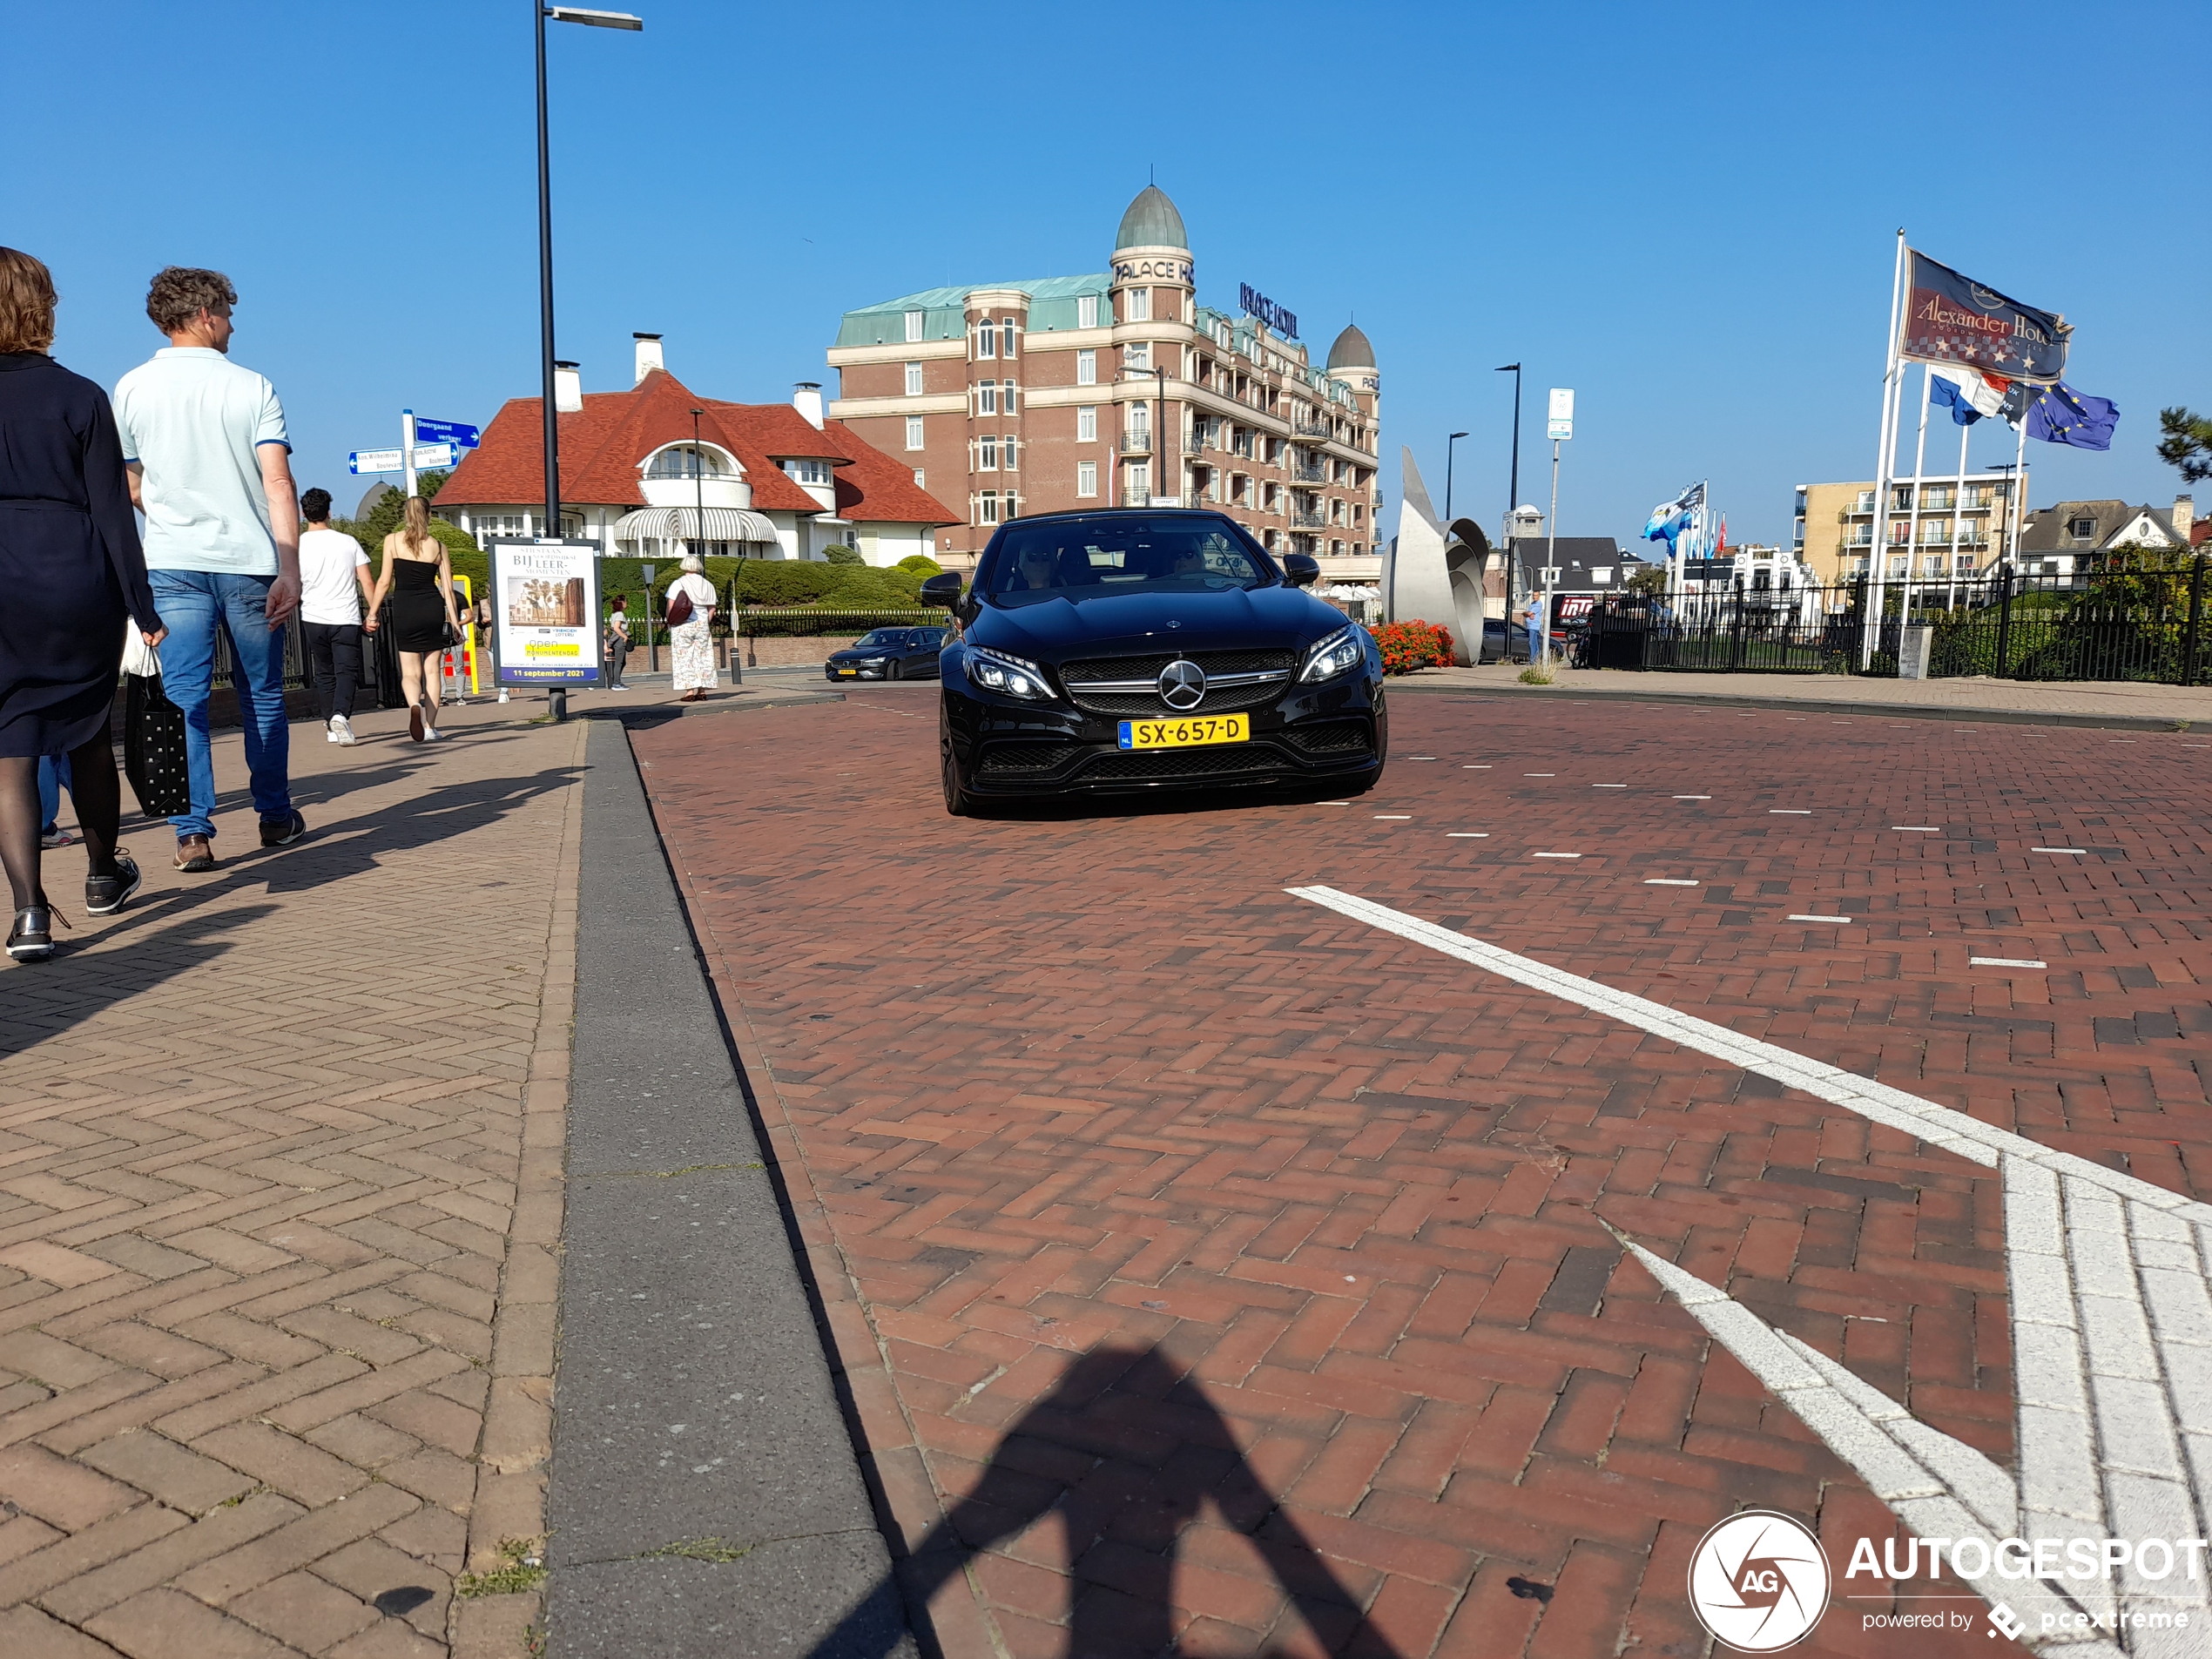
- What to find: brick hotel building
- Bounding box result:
[827,186,1382,572]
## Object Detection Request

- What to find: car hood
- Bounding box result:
[968,585,1343,663]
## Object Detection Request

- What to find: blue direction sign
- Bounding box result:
[411,418,480,448]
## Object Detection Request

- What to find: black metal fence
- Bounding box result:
[1572,554,2211,685]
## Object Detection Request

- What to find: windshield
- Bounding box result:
[852,631,908,649]
[984,516,1275,607]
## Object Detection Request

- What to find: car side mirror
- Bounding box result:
[1283,554,1320,589]
[919,573,964,609]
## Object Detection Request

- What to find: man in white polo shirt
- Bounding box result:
[114,266,304,873]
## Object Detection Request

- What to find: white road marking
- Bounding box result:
[1373,814,1412,820]
[1674,795,1711,800]
[1524,772,1554,777]
[1645,879,1699,887]
[2111,739,2138,744]
[1788,914,1852,923]
[1532,852,1581,859]
[1407,755,1437,760]
[1971,957,2048,968]
[1770,809,1812,814]
[1285,884,2212,1654]
[1318,800,1352,806]
[1592,783,1628,788]
[1893,826,1942,833]
[1446,832,1489,838]
[1464,764,1491,769]
[2035,847,2087,855]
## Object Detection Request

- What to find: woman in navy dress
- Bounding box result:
[0,248,164,961]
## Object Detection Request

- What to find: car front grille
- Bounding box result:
[1283,720,1373,756]
[977,743,1081,775]
[1076,746,1289,782]
[1059,649,1296,717]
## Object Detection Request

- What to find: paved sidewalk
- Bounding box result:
[1401,664,2212,726]
[0,699,585,1659]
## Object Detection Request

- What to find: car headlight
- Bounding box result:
[965,646,1053,700]
[1298,624,1366,684]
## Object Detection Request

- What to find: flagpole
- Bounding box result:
[1863,230,1908,669]
[1897,364,1933,636]
[1945,418,1971,610]
[2008,417,2028,568]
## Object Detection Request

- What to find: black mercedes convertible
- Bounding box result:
[919,509,1386,815]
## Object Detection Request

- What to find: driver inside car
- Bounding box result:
[1010,545,1060,591]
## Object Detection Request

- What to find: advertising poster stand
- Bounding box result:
[488,537,603,719]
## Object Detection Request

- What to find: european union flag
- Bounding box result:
[2025,382,2119,451]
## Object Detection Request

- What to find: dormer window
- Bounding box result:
[645,444,732,479]
[2067,516,2095,540]
[780,458,833,487]
[1076,293,1098,329]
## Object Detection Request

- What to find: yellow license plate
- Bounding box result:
[837,669,857,677]
[1117,714,1249,750]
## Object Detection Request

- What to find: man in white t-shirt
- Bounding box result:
[295,488,374,745]
[114,266,304,872]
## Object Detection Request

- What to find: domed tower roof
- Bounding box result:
[1326,322,1375,371]
[1114,185,1188,252]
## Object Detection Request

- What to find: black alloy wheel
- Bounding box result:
[941,735,981,817]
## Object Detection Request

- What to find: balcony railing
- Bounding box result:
[1290,463,1328,483]
[1121,430,1151,455]
[1184,436,1208,455]
[1291,417,1333,439]
[1290,510,1327,529]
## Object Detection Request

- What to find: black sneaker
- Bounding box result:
[85,853,143,918]
[7,907,54,961]
[260,811,308,849]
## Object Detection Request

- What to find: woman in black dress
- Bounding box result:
[363,496,463,742]
[0,249,164,961]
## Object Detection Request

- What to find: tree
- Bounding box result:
[1624,564,1669,596]
[2156,408,2212,484]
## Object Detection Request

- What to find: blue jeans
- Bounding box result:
[1525,623,1543,662]
[38,754,73,833]
[150,570,293,841]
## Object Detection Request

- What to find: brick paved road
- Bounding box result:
[635,691,2212,1659]
[0,703,583,1659]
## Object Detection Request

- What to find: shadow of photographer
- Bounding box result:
[812,1344,1408,1659]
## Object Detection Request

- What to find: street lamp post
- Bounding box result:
[1444,432,1468,526]
[1494,364,1521,617]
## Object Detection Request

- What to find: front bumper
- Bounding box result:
[941,671,1387,796]
[824,662,889,680]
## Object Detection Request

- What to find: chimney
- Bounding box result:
[553,361,582,414]
[632,332,664,385]
[792,382,825,429]
[2175,494,2195,543]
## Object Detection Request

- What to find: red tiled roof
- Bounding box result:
[437,369,955,526]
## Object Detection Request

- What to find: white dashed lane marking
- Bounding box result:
[1770,809,1812,815]
[1645,879,1698,887]
[1373,814,1412,820]
[1893,826,1942,833]
[1285,885,2212,1649]
[2035,847,2087,855]
[1532,852,1581,860]
[1788,914,1852,923]
[1445,832,1489,838]
[1972,956,2048,968]
[1674,795,1711,800]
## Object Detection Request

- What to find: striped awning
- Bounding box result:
[611,506,779,545]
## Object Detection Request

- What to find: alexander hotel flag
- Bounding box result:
[1898,252,2069,384]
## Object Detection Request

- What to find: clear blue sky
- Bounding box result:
[7,1,2204,550]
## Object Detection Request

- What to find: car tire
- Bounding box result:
[886,660,900,682]
[941,735,982,817]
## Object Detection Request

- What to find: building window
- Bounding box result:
[1076,405,1096,442]
[1003,438,1018,472]
[1001,320,1017,357]
[979,490,999,524]
[905,416,924,451]
[1077,293,1098,329]
[1001,378,1015,415]
[977,382,997,416]
[975,321,995,360]
[646,444,731,479]
[913,469,925,489]
[1126,287,1151,323]
[978,436,998,470]
[1076,461,1097,497]
[1125,341,1150,370]
[1076,349,1096,386]
[904,310,924,343]
[1955,555,1976,573]
[2067,516,2095,539]
[904,362,923,396]
[780,458,833,486]
[1128,462,1150,503]
[1127,401,1149,448]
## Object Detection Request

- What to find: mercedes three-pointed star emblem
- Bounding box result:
[1157,659,1206,711]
